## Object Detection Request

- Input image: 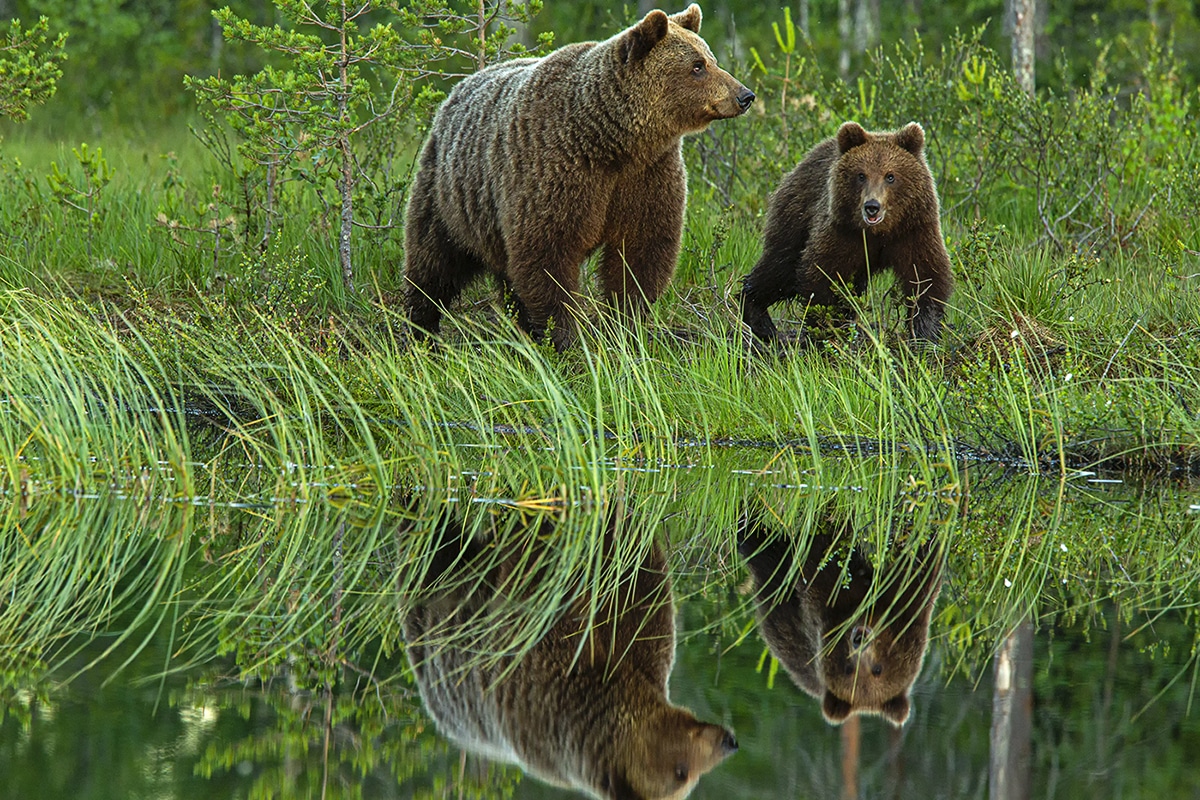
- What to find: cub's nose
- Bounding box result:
[721,730,739,754]
[736,88,756,111]
[863,200,881,219]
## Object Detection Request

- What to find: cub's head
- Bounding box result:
[820,578,940,729]
[830,121,936,236]
[601,705,737,800]
[617,5,754,135]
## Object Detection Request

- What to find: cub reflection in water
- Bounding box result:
[739,511,944,727]
[403,513,737,800]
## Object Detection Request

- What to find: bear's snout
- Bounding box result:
[708,77,754,121]
[862,199,884,226]
[720,729,739,754]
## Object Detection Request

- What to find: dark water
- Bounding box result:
[3,466,1199,799]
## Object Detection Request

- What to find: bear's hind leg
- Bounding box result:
[404,191,487,340]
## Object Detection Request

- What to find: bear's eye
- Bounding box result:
[857,172,867,184]
[885,172,895,183]
[692,60,706,76]
[872,664,883,676]
[674,765,689,782]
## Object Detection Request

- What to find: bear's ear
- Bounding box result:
[822,691,853,724]
[836,122,869,154]
[622,10,670,63]
[895,122,925,156]
[880,693,912,727]
[670,4,703,32]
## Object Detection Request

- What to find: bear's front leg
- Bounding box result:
[507,249,586,351]
[896,250,953,343]
[599,152,685,321]
[740,224,814,343]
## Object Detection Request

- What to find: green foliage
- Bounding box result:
[2,11,1200,795]
[701,22,1200,257]
[45,141,112,261]
[186,1,413,288]
[395,0,552,74]
[152,159,242,277]
[0,151,47,264]
[0,12,1197,477]
[185,0,549,291]
[0,15,66,121]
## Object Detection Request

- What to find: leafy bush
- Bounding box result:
[0,16,65,122]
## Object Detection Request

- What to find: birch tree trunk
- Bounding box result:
[838,0,852,78]
[209,14,223,73]
[853,0,880,56]
[337,1,355,291]
[1010,0,1036,96]
[990,617,1033,800]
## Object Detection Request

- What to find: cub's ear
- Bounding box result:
[600,768,644,800]
[670,3,703,32]
[880,693,912,727]
[836,121,869,154]
[895,122,925,156]
[822,691,853,724]
[622,10,670,63]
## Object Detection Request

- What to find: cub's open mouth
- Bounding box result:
[863,209,885,226]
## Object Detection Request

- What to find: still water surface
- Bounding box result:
[2,462,1198,799]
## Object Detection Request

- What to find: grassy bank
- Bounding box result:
[1,27,1199,493]
[1,272,1196,515]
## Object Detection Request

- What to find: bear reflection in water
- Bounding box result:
[739,512,945,727]
[403,514,737,800]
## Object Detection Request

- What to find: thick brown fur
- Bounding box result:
[403,515,737,800]
[737,512,944,727]
[404,5,754,349]
[740,121,953,344]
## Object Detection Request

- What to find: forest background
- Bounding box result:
[3,0,1198,122]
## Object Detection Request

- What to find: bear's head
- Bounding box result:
[600,705,738,800]
[617,5,754,135]
[830,121,935,237]
[818,601,933,727]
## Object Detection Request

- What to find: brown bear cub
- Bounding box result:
[404,5,754,350]
[740,121,953,344]
[403,514,737,800]
[738,512,944,727]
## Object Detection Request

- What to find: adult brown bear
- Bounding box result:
[404,5,754,349]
